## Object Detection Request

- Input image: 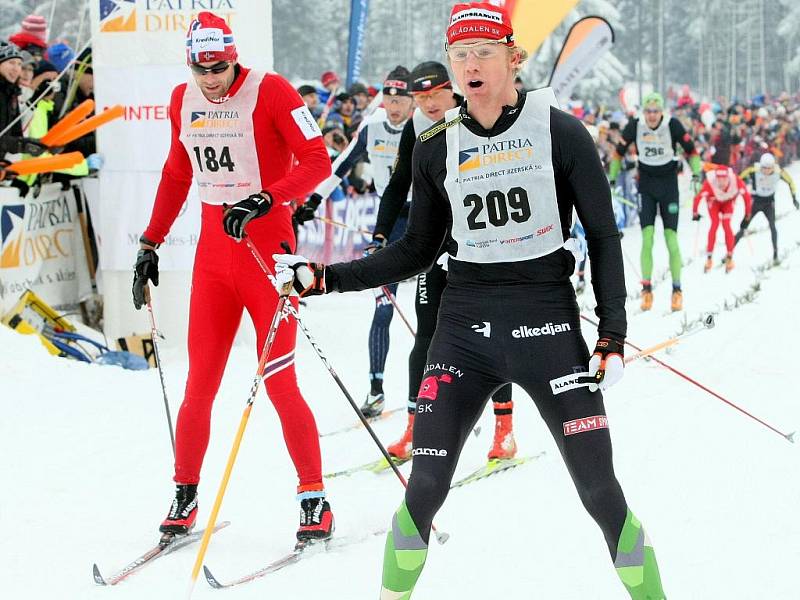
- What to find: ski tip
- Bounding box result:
[203,565,223,589]
[92,563,107,586]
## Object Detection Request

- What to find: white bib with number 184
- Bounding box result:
[179,70,264,205]
[443,87,563,263]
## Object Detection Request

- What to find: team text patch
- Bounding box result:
[562,415,608,436]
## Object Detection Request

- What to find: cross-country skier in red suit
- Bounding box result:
[130,11,334,543]
[692,165,752,273]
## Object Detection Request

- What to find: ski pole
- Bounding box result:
[246,239,449,545]
[144,287,175,458]
[620,245,642,281]
[186,270,294,598]
[624,314,715,365]
[315,214,373,236]
[381,285,416,337]
[580,314,795,443]
[693,220,701,258]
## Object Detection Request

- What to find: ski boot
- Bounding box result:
[640,283,653,312]
[360,392,385,418]
[724,254,735,273]
[297,497,334,545]
[488,413,517,460]
[387,413,414,460]
[159,484,198,540]
[670,288,683,312]
[704,255,713,273]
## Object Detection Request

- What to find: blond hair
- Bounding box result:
[509,45,528,76]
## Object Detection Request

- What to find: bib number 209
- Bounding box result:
[463,187,531,230]
[192,145,235,173]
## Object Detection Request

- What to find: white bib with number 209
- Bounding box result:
[443,87,563,263]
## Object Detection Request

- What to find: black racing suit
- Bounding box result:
[373,97,512,412]
[326,91,631,559]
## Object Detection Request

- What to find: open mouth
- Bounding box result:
[468,80,484,89]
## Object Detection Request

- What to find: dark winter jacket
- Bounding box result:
[0,76,24,155]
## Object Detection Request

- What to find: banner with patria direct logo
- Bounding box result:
[0,185,92,314]
[89,0,273,271]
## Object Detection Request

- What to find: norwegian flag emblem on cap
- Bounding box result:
[185,11,237,64]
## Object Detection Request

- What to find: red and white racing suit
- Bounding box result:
[693,169,752,254]
[143,66,331,495]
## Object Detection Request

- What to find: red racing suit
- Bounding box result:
[143,66,331,494]
[693,169,752,254]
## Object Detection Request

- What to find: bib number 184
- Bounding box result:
[463,187,531,230]
[192,145,235,173]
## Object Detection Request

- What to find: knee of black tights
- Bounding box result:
[372,303,394,328]
[575,478,626,522]
[405,469,451,543]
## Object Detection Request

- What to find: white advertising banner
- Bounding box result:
[91,0,274,271]
[0,184,93,313]
[90,0,273,342]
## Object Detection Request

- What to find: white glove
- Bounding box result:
[587,338,625,392]
[272,254,326,297]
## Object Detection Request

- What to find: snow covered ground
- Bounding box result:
[2,166,799,599]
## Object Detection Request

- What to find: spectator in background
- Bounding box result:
[319,70,340,104]
[348,82,370,111]
[322,123,348,158]
[9,14,48,61]
[19,51,34,88]
[1,41,47,195]
[329,92,361,138]
[45,42,75,74]
[56,47,95,160]
[297,84,322,118]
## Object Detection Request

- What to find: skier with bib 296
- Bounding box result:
[274,3,667,598]
[610,92,703,312]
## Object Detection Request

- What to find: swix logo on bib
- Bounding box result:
[754,170,780,197]
[636,117,675,167]
[180,70,263,205]
[366,120,404,196]
[443,88,563,263]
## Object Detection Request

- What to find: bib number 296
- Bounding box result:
[463,187,531,230]
[192,145,235,173]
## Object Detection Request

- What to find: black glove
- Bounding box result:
[692,213,702,222]
[132,247,159,310]
[16,137,49,157]
[294,193,322,225]
[222,192,272,239]
[363,235,386,256]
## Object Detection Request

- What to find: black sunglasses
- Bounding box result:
[190,61,231,76]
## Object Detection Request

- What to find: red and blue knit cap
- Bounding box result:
[446,2,514,47]
[185,12,237,65]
